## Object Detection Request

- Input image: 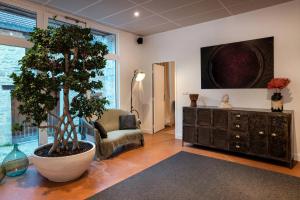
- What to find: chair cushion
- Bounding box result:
[98,129,143,159]
[103,129,142,143]
[119,115,137,130]
[97,109,131,132]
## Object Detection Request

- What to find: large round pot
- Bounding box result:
[32,141,95,182]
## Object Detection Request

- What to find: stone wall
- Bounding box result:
[0,45,25,146]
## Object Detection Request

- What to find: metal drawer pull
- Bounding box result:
[235,145,240,149]
[235,124,240,128]
[236,114,241,118]
[258,131,264,135]
[271,133,277,137]
[235,135,240,139]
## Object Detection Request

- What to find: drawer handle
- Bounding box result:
[258,131,264,135]
[235,145,240,149]
[235,135,240,139]
[271,133,277,137]
[236,114,241,118]
[235,124,240,128]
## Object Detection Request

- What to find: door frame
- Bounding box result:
[152,61,176,134]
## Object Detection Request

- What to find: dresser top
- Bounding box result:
[183,106,294,114]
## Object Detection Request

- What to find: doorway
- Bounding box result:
[152,61,175,134]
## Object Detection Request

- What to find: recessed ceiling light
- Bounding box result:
[134,11,140,17]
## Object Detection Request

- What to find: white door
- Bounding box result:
[153,64,165,133]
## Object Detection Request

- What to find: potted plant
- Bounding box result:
[267,78,290,112]
[10,25,109,182]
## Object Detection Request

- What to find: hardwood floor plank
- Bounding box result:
[0,128,299,200]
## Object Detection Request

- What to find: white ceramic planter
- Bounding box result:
[32,141,95,182]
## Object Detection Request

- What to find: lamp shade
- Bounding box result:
[135,72,145,81]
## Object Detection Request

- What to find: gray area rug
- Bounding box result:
[87,151,300,200]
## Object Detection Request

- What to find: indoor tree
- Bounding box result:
[10,25,109,155]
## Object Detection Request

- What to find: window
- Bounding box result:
[0,3,36,39]
[101,60,117,108]
[46,19,117,137]
[48,18,73,28]
[0,6,119,161]
[46,18,81,139]
[47,20,118,108]
[0,45,38,161]
[92,29,116,54]
[0,4,37,161]
[92,29,117,108]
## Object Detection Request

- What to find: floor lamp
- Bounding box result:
[130,69,145,121]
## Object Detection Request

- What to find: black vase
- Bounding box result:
[271,92,283,112]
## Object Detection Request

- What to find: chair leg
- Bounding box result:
[141,138,144,146]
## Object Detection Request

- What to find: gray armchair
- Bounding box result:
[82,109,144,160]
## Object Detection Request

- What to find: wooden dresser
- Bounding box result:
[182,106,294,168]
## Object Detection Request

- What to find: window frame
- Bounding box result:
[0,3,39,161]
[0,2,37,39]
[0,1,120,109]
[0,0,120,153]
[92,28,118,108]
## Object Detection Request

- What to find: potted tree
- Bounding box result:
[10,25,108,182]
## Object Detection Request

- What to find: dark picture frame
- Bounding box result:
[201,37,274,89]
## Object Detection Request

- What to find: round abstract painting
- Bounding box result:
[208,43,264,88]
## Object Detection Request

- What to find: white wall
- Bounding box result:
[140,0,300,160]
[118,32,143,111]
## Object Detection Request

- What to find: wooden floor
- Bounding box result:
[0,128,299,200]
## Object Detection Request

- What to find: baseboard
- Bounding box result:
[142,128,153,134]
[175,135,182,140]
[294,153,300,161]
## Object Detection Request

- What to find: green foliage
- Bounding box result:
[10,25,109,126]
[12,123,23,132]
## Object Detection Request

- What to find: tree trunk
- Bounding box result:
[48,52,80,155]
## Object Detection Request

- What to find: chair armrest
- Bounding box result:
[82,118,103,160]
[136,118,141,129]
[81,118,103,143]
[93,128,103,144]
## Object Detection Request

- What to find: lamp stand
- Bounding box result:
[130,71,140,120]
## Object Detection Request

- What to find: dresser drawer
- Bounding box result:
[250,139,268,155]
[249,113,268,155]
[230,132,249,143]
[249,113,267,133]
[230,111,248,132]
[183,126,197,144]
[230,141,248,153]
[197,109,211,126]
[212,110,228,129]
[230,111,248,121]
[183,107,196,125]
[249,127,268,150]
[268,137,288,160]
[269,115,289,138]
[211,129,228,150]
[197,127,211,146]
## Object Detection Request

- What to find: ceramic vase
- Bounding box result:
[189,94,199,107]
[2,144,29,177]
[271,92,283,112]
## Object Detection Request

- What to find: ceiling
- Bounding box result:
[29,0,293,36]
